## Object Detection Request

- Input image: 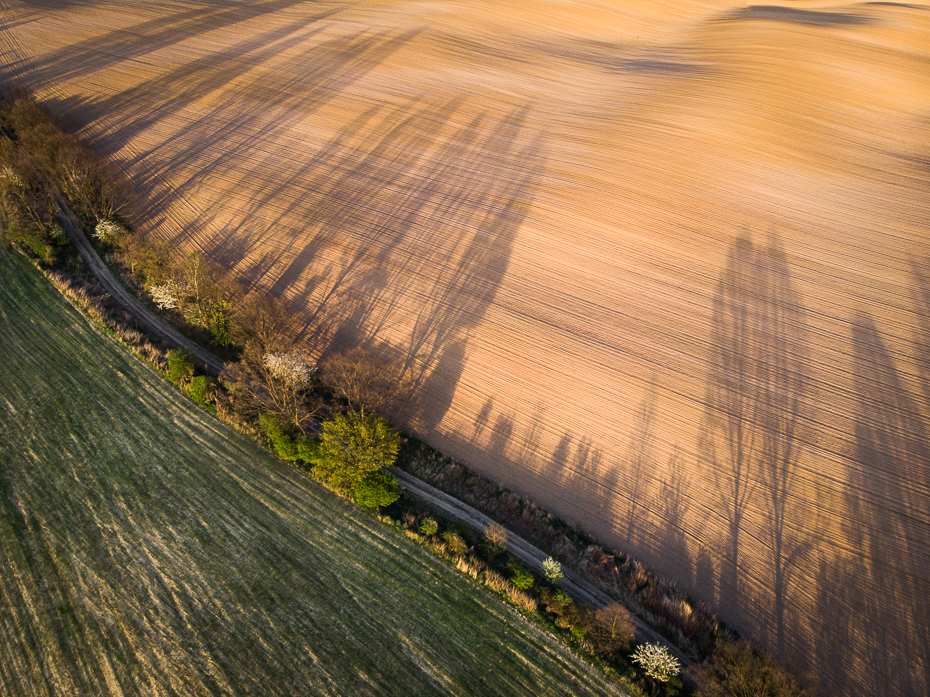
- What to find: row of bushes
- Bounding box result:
[0,86,818,697]
[381,504,684,696]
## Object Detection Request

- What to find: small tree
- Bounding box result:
[542,557,563,585]
[224,348,318,427]
[313,411,400,494]
[632,643,682,694]
[692,639,815,697]
[483,523,508,555]
[353,471,401,509]
[93,219,127,244]
[167,348,195,385]
[232,290,293,354]
[319,347,411,417]
[419,517,438,536]
[589,603,636,659]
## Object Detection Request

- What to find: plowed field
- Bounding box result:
[1,1,927,694]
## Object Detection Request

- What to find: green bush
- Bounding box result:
[508,560,535,590]
[313,411,400,494]
[259,413,301,461]
[420,517,438,536]
[353,471,401,509]
[187,375,215,407]
[441,531,468,555]
[167,347,195,385]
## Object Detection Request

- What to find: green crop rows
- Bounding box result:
[0,244,626,696]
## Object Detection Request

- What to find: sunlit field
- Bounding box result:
[1,1,928,694]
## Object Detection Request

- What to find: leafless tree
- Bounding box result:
[319,347,411,417]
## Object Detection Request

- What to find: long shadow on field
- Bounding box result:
[5,0,319,87]
[814,298,930,696]
[52,19,417,252]
[698,231,811,651]
[267,98,547,430]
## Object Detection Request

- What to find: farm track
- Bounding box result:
[0,243,630,696]
[56,197,225,374]
[2,1,929,694]
[391,468,692,667]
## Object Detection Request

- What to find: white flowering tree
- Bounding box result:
[148,280,191,310]
[631,643,681,686]
[93,219,127,244]
[542,557,563,585]
[224,348,319,427]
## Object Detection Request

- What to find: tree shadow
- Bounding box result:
[822,308,930,696]
[699,230,810,648]
[272,98,547,433]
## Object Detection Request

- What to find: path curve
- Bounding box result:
[57,200,225,374]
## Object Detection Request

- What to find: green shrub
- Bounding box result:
[167,347,195,385]
[187,375,215,407]
[441,531,468,555]
[259,412,300,461]
[508,559,535,590]
[353,471,401,509]
[420,517,438,536]
[297,438,320,464]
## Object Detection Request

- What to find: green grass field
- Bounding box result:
[0,245,626,696]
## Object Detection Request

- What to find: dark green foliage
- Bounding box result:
[187,375,215,407]
[167,348,195,385]
[314,411,400,494]
[297,438,319,464]
[353,471,401,509]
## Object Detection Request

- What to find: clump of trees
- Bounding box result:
[0,86,130,263]
[691,639,816,697]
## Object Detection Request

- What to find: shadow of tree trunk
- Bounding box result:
[700,231,809,646]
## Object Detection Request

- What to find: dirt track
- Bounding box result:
[56,197,226,374]
[2,1,928,694]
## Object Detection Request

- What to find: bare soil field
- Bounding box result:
[1,1,927,694]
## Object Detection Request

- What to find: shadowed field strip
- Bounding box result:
[0,244,628,696]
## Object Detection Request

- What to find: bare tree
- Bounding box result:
[232,290,294,354]
[319,347,411,417]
